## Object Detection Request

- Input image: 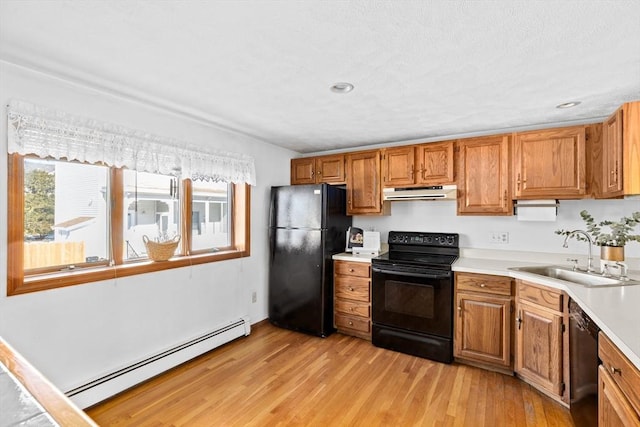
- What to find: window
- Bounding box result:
[123,170,180,260]
[191,180,231,252]
[7,154,250,296]
[23,158,110,271]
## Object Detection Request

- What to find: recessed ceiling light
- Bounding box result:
[556,101,581,109]
[330,82,354,93]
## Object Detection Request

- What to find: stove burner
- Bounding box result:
[374,231,460,268]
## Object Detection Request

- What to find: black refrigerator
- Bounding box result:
[269,184,352,337]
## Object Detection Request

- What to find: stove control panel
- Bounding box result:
[388,231,459,247]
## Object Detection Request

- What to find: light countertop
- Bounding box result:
[454,256,640,371]
[333,248,640,371]
[332,252,382,263]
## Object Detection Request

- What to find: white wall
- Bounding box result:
[0,61,294,392]
[354,198,640,267]
[2,59,640,396]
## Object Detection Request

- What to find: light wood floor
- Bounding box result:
[87,322,575,426]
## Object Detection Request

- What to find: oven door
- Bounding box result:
[371,264,453,338]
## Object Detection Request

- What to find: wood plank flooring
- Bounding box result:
[87,322,575,426]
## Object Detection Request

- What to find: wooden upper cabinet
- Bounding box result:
[513,126,586,199]
[382,146,415,187]
[598,101,640,197]
[622,102,640,196]
[346,150,386,215]
[382,141,455,188]
[315,154,345,184]
[457,135,512,215]
[291,157,316,185]
[291,154,345,185]
[601,110,624,197]
[416,141,455,185]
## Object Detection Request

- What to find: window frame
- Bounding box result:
[7,154,251,296]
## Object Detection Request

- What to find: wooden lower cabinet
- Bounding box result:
[454,272,513,371]
[333,260,371,340]
[598,332,640,426]
[599,365,640,426]
[514,280,568,404]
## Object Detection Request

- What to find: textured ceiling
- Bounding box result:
[1,0,639,154]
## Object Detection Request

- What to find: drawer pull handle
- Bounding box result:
[349,269,355,272]
[610,366,622,375]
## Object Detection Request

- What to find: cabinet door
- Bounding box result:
[513,126,586,198]
[515,300,564,397]
[382,146,415,187]
[290,158,316,185]
[455,292,511,367]
[599,366,640,427]
[622,101,640,196]
[316,154,345,184]
[346,150,383,215]
[416,141,455,185]
[457,135,512,215]
[602,109,624,197]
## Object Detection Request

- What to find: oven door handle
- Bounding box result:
[372,267,451,280]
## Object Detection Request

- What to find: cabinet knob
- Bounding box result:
[610,366,622,375]
[479,283,486,288]
[348,321,354,326]
[349,287,354,292]
[349,268,355,272]
[350,307,355,312]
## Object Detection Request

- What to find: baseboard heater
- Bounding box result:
[66,317,250,409]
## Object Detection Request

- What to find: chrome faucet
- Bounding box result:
[562,230,597,273]
[611,262,629,280]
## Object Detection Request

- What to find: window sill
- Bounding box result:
[10,250,249,296]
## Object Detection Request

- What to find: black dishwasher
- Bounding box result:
[569,298,599,427]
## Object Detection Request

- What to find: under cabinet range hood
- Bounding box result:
[383,185,457,201]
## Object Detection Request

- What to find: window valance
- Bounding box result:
[7,100,256,185]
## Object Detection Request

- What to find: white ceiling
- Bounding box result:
[1,0,639,154]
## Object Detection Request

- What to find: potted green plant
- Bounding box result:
[556,210,640,261]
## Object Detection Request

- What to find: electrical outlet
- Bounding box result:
[490,231,509,244]
[251,291,257,303]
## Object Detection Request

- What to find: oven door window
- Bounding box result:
[372,269,452,338]
[385,280,434,318]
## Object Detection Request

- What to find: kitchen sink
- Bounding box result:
[509,265,640,287]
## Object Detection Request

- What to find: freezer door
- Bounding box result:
[270,184,324,229]
[269,228,330,336]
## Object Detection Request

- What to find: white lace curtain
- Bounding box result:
[6,100,256,185]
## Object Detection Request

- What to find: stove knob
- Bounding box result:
[425,236,432,243]
[446,236,455,245]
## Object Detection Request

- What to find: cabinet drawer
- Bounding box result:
[335,277,370,302]
[335,261,370,278]
[517,281,563,312]
[335,299,370,318]
[599,332,640,415]
[335,313,371,334]
[456,272,512,296]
